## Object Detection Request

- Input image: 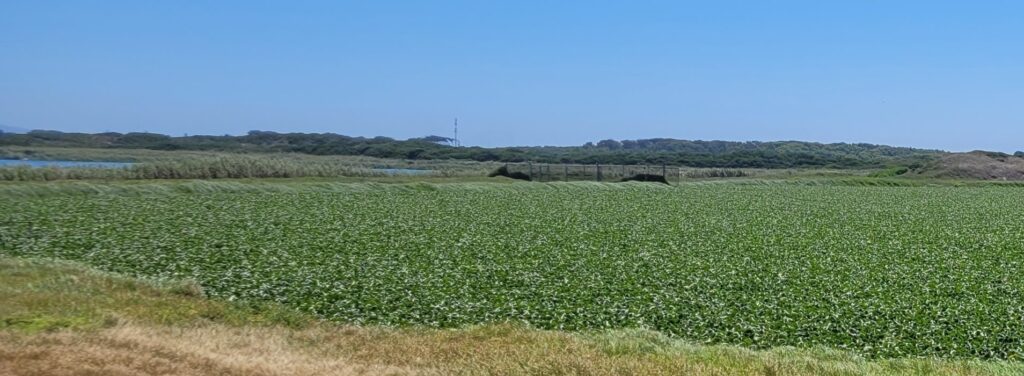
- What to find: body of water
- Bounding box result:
[372,168,434,175]
[0,159,134,169]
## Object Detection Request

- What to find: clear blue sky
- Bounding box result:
[2,1,1022,151]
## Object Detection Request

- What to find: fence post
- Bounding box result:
[529,162,533,178]
[597,164,602,182]
[662,164,667,177]
[564,164,569,182]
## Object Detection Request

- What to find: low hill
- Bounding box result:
[915,151,1024,180]
[0,130,942,169]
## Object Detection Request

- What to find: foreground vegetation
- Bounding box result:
[3,181,1023,361]
[3,257,1020,375]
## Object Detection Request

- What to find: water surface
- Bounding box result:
[0,159,134,169]
[372,168,434,175]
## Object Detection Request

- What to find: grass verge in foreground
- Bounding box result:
[0,257,1020,376]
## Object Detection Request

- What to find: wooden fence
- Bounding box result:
[498,163,751,183]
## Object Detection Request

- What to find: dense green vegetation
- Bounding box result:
[0,146,879,182]
[3,182,1023,360]
[0,130,940,168]
[7,258,1019,376]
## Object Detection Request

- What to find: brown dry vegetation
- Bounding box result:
[916,152,1024,180]
[2,257,1022,376]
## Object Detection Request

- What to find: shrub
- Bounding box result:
[621,174,668,184]
[488,166,531,181]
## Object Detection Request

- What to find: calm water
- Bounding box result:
[1,160,432,174]
[372,168,434,175]
[0,159,134,169]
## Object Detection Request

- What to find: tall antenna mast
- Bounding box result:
[453,117,459,147]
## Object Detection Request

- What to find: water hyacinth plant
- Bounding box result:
[2,182,1023,360]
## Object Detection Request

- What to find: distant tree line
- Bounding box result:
[0,130,943,169]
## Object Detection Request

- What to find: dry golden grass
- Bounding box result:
[0,325,418,376]
[2,257,1021,376]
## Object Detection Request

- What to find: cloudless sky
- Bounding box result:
[2,1,1022,151]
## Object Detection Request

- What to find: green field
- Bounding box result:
[2,182,1023,360]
